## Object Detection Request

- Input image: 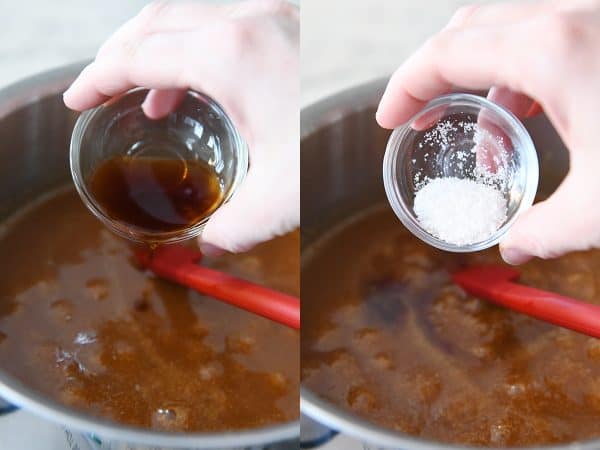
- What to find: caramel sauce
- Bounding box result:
[0,189,299,431]
[302,207,600,446]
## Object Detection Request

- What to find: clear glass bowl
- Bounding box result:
[382,93,539,252]
[70,88,248,244]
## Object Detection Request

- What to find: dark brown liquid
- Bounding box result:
[89,156,222,233]
[302,206,600,447]
[0,189,299,431]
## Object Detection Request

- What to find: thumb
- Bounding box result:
[199,164,299,254]
[487,86,540,119]
[500,172,600,264]
[141,88,187,119]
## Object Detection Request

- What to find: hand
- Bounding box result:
[64,0,299,254]
[376,0,600,265]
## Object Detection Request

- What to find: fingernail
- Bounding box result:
[140,98,151,116]
[375,109,392,129]
[62,87,72,101]
[62,84,77,107]
[500,247,531,265]
[525,101,541,118]
[199,243,225,258]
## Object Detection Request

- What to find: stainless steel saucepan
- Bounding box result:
[0,63,298,450]
[299,79,591,450]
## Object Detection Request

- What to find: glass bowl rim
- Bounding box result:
[382,92,539,253]
[70,87,249,244]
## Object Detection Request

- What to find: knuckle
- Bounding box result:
[541,11,586,58]
[139,0,172,22]
[121,36,141,61]
[216,235,250,254]
[129,1,173,42]
[520,235,547,259]
[449,4,480,28]
[424,32,447,55]
[98,1,172,62]
[256,0,295,15]
[221,20,254,56]
[538,248,562,260]
[517,231,559,260]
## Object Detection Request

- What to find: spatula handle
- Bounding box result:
[482,282,600,338]
[142,247,300,329]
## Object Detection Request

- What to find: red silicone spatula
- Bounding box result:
[453,265,600,338]
[135,245,300,329]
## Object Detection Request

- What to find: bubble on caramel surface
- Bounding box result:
[347,385,377,410]
[268,372,288,390]
[353,327,379,342]
[85,278,109,301]
[505,382,527,397]
[74,331,97,345]
[373,352,394,370]
[50,299,73,322]
[55,343,104,377]
[199,362,223,381]
[152,406,190,431]
[55,348,87,376]
[226,335,256,354]
[490,422,512,446]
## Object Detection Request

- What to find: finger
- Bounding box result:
[200,164,299,253]
[63,63,111,110]
[63,33,191,111]
[487,86,539,119]
[411,101,449,131]
[142,88,187,119]
[376,23,531,129]
[226,0,299,18]
[445,1,551,30]
[63,28,240,114]
[96,1,221,61]
[375,51,452,129]
[95,0,292,63]
[500,169,600,264]
[444,0,596,31]
[474,118,512,175]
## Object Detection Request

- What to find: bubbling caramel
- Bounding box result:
[0,188,299,432]
[302,206,600,446]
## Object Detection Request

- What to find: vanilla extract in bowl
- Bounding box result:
[88,155,223,234]
[70,88,248,244]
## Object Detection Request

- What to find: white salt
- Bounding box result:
[414,177,507,246]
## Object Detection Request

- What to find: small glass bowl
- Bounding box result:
[382,93,539,252]
[70,88,248,244]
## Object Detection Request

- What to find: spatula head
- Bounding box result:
[452,265,520,288]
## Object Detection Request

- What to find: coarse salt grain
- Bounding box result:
[414,177,507,246]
